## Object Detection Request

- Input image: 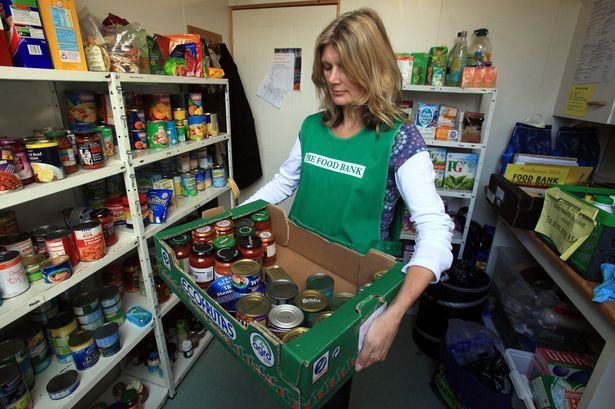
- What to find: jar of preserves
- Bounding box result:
[213,235,236,251]
[122,257,140,293]
[46,131,78,174]
[250,210,271,234]
[167,234,191,273]
[236,225,256,238]
[238,235,263,263]
[214,247,240,279]
[214,219,234,238]
[258,231,277,266]
[155,277,170,304]
[90,208,118,246]
[189,242,215,289]
[191,225,214,243]
[0,138,33,184]
[75,130,106,169]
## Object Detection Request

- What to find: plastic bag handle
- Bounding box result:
[522,113,545,128]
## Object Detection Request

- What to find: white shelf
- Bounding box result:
[401,229,463,243]
[144,186,231,239]
[402,84,497,94]
[131,134,230,168]
[159,293,180,318]
[0,230,138,328]
[436,188,474,199]
[92,374,168,409]
[425,139,485,150]
[0,158,125,211]
[0,67,108,82]
[30,293,154,409]
[115,73,228,86]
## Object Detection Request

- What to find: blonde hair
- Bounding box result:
[312,8,405,133]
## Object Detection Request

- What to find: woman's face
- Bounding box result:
[321,44,363,106]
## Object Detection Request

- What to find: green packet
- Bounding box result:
[411,52,428,85]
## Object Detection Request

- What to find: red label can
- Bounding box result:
[90,208,118,247]
[45,229,80,267]
[72,221,107,262]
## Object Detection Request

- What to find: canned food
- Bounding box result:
[93,126,115,158]
[0,138,34,185]
[146,121,170,149]
[63,207,94,229]
[294,290,329,327]
[173,107,186,121]
[146,94,172,121]
[126,109,146,130]
[21,254,44,283]
[0,363,31,409]
[166,121,177,145]
[312,312,334,326]
[76,309,104,328]
[373,270,387,281]
[209,113,219,136]
[330,292,355,311]
[0,251,28,299]
[15,323,51,374]
[235,293,271,327]
[193,169,205,191]
[0,233,34,258]
[281,327,309,344]
[72,292,100,316]
[46,312,78,362]
[94,322,121,357]
[202,113,212,136]
[263,265,293,284]
[0,145,23,192]
[0,339,35,390]
[181,173,197,197]
[66,91,97,128]
[45,229,79,267]
[175,122,187,142]
[173,174,183,197]
[186,92,203,116]
[268,304,304,338]
[46,370,79,400]
[204,167,212,188]
[212,164,226,187]
[265,280,298,305]
[40,255,72,284]
[72,221,107,261]
[98,286,121,308]
[68,331,99,370]
[306,273,335,299]
[129,130,148,150]
[30,300,59,326]
[25,138,65,182]
[0,211,18,237]
[187,116,206,140]
[230,259,261,293]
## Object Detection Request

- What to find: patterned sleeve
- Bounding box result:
[389,123,428,173]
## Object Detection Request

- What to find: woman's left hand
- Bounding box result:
[355,309,400,372]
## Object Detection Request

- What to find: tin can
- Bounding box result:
[193,169,205,191]
[94,323,121,357]
[145,94,172,121]
[306,273,335,299]
[72,221,107,261]
[66,91,98,129]
[173,174,183,197]
[175,121,187,142]
[166,121,177,145]
[268,304,304,338]
[126,109,146,130]
[76,308,104,327]
[46,370,79,400]
[0,211,18,237]
[21,254,44,283]
[98,286,121,309]
[312,311,334,326]
[146,121,170,149]
[230,259,261,293]
[265,280,298,305]
[72,292,100,316]
[186,93,203,116]
[0,252,28,299]
[0,145,23,192]
[30,300,59,327]
[92,126,115,158]
[187,116,205,140]
[68,331,99,370]
[0,364,31,409]
[45,229,79,266]
[173,107,186,121]
[294,290,329,327]
[281,327,309,344]
[46,312,78,362]
[129,130,148,150]
[14,324,51,375]
[263,265,293,285]
[235,293,271,327]
[31,225,57,255]
[25,138,65,182]
[202,113,212,136]
[177,153,191,173]
[197,147,211,168]
[330,292,355,311]
[212,164,226,187]
[181,173,197,197]
[0,233,34,258]
[0,340,35,391]
[40,256,72,284]
[0,138,34,185]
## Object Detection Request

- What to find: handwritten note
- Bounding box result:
[564,84,596,117]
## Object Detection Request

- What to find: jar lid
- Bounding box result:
[239,235,262,250]
[250,210,270,222]
[45,130,68,138]
[192,242,214,257]
[215,247,240,262]
[236,226,256,237]
[168,234,190,247]
[74,130,98,137]
[90,208,110,219]
[213,236,236,250]
[474,28,489,36]
[595,195,614,205]
[234,217,254,229]
[181,340,193,351]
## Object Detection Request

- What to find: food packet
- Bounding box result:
[147,189,173,224]
[164,43,197,76]
[78,8,110,72]
[157,34,202,77]
[102,14,150,73]
[148,35,165,75]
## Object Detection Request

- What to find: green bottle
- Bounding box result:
[445,31,468,87]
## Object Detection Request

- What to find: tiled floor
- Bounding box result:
[163,314,446,409]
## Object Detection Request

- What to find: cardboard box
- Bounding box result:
[529,347,594,383]
[428,147,447,187]
[486,173,544,229]
[443,152,478,190]
[155,200,401,409]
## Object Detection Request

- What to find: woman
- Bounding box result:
[247,8,454,407]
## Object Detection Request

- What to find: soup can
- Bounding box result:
[72,292,100,316]
[187,116,205,140]
[186,92,203,116]
[40,255,72,284]
[46,370,79,401]
[0,211,19,237]
[193,169,205,191]
[181,173,197,197]
[25,138,65,182]
[265,280,298,306]
[46,312,78,362]
[212,164,226,187]
[175,121,187,142]
[0,233,34,259]
[0,339,35,390]
[146,121,170,149]
[129,130,148,150]
[230,259,261,294]
[66,91,97,127]
[145,94,172,121]
[45,229,79,267]
[235,293,271,327]
[166,121,177,145]
[14,324,51,375]
[126,109,146,131]
[30,300,59,327]
[94,323,121,357]
[21,254,44,283]
[267,305,304,338]
[306,273,335,299]
[98,286,121,309]
[0,251,29,299]
[68,331,99,370]
[72,221,107,261]
[0,364,31,409]
[294,290,329,327]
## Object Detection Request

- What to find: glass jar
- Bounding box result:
[258,231,277,266]
[146,351,161,374]
[250,210,271,234]
[214,219,234,238]
[122,257,141,293]
[238,235,263,263]
[191,225,214,243]
[104,264,125,296]
[214,247,240,279]
[90,208,118,246]
[176,319,188,343]
[47,131,78,174]
[120,388,140,409]
[189,242,215,289]
[155,277,170,303]
[236,225,256,238]
[213,235,236,251]
[75,130,106,169]
[105,197,125,226]
[122,194,150,229]
[167,234,191,273]
[0,138,34,184]
[181,339,194,358]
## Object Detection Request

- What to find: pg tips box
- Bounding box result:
[428,147,447,187]
[155,200,402,409]
[443,152,478,191]
[529,347,595,385]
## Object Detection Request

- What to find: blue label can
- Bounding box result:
[129,130,148,150]
[68,331,99,370]
[212,164,226,187]
[166,121,178,145]
[94,323,121,357]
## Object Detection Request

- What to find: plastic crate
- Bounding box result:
[504,349,536,409]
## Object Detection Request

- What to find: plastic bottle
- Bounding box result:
[468,28,492,67]
[593,196,614,213]
[445,31,468,87]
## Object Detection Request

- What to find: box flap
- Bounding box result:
[202,206,225,219]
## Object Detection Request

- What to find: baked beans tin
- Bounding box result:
[94,322,121,357]
[212,164,226,187]
[66,91,98,129]
[68,331,99,370]
[126,109,146,131]
[230,259,261,293]
[0,211,19,237]
[15,323,51,375]
[0,251,29,299]
[186,93,203,116]
[46,370,79,400]
[281,327,309,344]
[40,255,72,284]
[0,363,31,409]
[45,229,79,267]
[235,293,271,327]
[330,292,355,311]
[263,265,293,285]
[21,254,44,283]
[72,292,100,316]
[306,273,335,299]
[294,290,329,327]
[25,138,65,182]
[265,280,298,305]
[72,221,107,261]
[129,130,148,150]
[0,339,35,391]
[146,94,172,121]
[268,304,304,338]
[46,312,79,362]
[0,233,34,258]
[312,312,334,326]
[146,121,170,149]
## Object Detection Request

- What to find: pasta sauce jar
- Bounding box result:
[191,226,214,243]
[75,130,106,169]
[250,210,271,234]
[167,234,191,273]
[189,243,215,289]
[214,247,240,279]
[214,219,234,238]
[46,131,78,174]
[238,235,263,264]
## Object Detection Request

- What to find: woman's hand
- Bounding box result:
[355,308,400,372]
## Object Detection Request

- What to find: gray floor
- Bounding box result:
[163,314,446,409]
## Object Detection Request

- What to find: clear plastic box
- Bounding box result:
[504,348,536,409]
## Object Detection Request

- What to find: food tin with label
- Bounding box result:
[15,323,51,375]
[31,225,57,255]
[193,169,205,191]
[0,144,23,193]
[146,94,172,121]
[268,305,304,338]
[187,116,206,140]
[235,293,271,327]
[0,363,31,409]
[66,91,98,129]
[330,292,355,311]
[306,273,335,299]
[44,229,79,266]
[211,164,226,187]
[146,121,170,149]
[72,292,100,316]
[230,259,261,293]
[281,327,309,344]
[202,113,212,136]
[173,107,186,121]
[68,331,99,370]
[94,323,121,357]
[46,312,79,363]
[98,286,121,309]
[21,254,44,282]
[181,173,197,197]
[40,255,72,284]
[266,280,298,306]
[126,109,146,131]
[166,121,177,145]
[46,370,80,400]
[0,339,35,390]
[72,221,107,261]
[25,138,65,182]
[0,251,28,299]
[186,92,203,116]
[75,131,106,169]
[129,130,148,150]
[30,300,59,327]
[0,211,19,237]
[294,290,329,327]
[0,233,34,258]
[263,265,293,285]
[0,138,34,185]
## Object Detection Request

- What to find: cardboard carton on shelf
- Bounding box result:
[486,173,545,230]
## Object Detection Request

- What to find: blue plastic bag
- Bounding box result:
[500,122,553,173]
[593,263,615,303]
[556,127,600,168]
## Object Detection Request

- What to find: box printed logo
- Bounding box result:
[161,248,171,270]
[181,277,236,339]
[250,333,275,367]
[312,350,329,383]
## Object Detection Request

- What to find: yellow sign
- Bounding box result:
[535,188,597,260]
[503,164,593,188]
[564,84,595,117]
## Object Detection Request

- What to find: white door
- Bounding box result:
[232,5,337,211]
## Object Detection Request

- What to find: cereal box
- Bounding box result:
[38,0,87,70]
[443,152,478,190]
[428,147,447,187]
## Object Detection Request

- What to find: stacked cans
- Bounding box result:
[0,364,32,409]
[46,312,79,363]
[15,323,52,375]
[98,286,125,326]
[72,293,104,332]
[127,109,148,150]
[0,339,35,390]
